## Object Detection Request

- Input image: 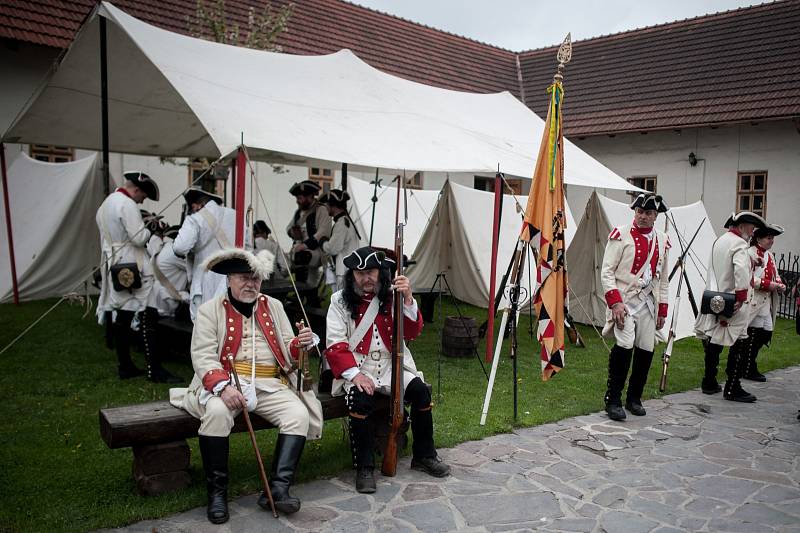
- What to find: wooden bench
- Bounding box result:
[99,392,408,496]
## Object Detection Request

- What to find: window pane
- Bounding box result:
[753,195,763,210]
[739,174,751,191]
[754,175,765,190]
[311,168,319,175]
[34,155,49,162]
[322,169,332,177]
[739,196,750,210]
[646,178,656,192]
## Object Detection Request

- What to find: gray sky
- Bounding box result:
[350,0,766,51]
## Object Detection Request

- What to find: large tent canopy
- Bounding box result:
[4,2,639,190]
[567,192,716,340]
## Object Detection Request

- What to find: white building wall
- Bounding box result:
[571,120,800,253]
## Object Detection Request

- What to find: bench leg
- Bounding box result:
[132,440,192,496]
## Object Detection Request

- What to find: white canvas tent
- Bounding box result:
[408,181,576,308]
[346,176,440,255]
[3,2,640,193]
[0,151,104,302]
[567,192,716,340]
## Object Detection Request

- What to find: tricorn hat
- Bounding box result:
[289,180,321,197]
[723,211,767,229]
[204,248,275,279]
[343,246,393,271]
[319,189,350,208]
[753,223,784,239]
[183,186,223,206]
[629,193,668,213]
[163,225,181,239]
[124,171,159,201]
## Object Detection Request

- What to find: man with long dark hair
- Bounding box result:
[325,246,450,493]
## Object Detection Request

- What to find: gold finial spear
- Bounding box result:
[554,33,572,83]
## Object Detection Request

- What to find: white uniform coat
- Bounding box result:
[173,201,236,321]
[286,202,332,285]
[146,237,189,317]
[695,230,753,346]
[748,245,781,331]
[95,189,153,319]
[321,213,361,281]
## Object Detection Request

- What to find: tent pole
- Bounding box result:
[235,147,246,247]
[341,162,347,191]
[0,143,20,304]
[99,16,110,196]
[368,168,379,245]
[484,171,503,362]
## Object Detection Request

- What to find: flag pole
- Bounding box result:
[484,169,504,363]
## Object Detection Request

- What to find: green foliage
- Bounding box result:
[0,297,798,531]
[188,0,293,52]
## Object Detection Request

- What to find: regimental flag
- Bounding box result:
[519,80,568,381]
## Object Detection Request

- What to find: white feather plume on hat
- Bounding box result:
[203,248,275,279]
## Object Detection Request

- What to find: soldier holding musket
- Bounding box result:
[601,194,670,421]
[695,211,766,402]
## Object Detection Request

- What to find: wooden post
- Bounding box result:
[484,172,503,362]
[0,143,20,304]
[100,16,110,196]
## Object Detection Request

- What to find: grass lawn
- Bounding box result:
[1,296,798,531]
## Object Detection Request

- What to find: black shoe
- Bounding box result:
[118,364,145,380]
[723,387,757,403]
[356,467,376,493]
[147,365,183,384]
[606,404,626,421]
[411,455,451,478]
[264,434,305,514]
[198,436,229,524]
[701,379,722,394]
[743,371,766,383]
[625,400,646,416]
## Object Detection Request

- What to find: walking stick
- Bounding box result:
[226,355,278,518]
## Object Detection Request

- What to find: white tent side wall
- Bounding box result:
[0,152,103,302]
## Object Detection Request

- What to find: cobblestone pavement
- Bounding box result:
[107,367,800,532]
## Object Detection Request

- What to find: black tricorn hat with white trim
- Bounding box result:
[629,193,668,213]
[289,180,321,197]
[183,186,223,206]
[124,171,160,201]
[724,211,767,229]
[753,223,784,238]
[343,246,392,271]
[319,189,350,208]
[204,248,275,279]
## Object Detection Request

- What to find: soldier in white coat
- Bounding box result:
[286,180,331,307]
[172,248,322,523]
[695,211,766,402]
[96,171,160,379]
[600,194,670,421]
[742,223,785,382]
[318,189,361,292]
[173,187,236,322]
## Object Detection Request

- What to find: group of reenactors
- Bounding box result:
[97,172,791,524]
[96,171,445,524]
[601,193,786,421]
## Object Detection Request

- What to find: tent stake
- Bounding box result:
[99,16,110,196]
[0,143,20,304]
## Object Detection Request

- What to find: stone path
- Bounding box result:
[106,367,800,532]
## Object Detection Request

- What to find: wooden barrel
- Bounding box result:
[441,316,478,358]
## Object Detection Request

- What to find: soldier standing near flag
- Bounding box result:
[601,194,670,421]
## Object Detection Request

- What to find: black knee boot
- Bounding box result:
[141,307,181,383]
[724,338,756,402]
[744,327,768,382]
[626,347,654,416]
[701,341,723,394]
[605,345,632,420]
[258,434,305,514]
[405,378,450,477]
[113,310,144,379]
[198,436,229,524]
[345,388,376,493]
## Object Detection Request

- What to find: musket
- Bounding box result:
[226,355,278,518]
[667,216,705,317]
[381,172,406,477]
[293,320,313,395]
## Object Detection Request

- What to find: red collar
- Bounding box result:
[756,244,768,253]
[632,223,653,235]
[115,187,133,199]
[728,227,743,238]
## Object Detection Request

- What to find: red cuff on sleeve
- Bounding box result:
[658,303,668,318]
[735,289,748,303]
[289,337,301,361]
[202,368,230,392]
[403,308,424,340]
[325,341,358,378]
[605,289,623,308]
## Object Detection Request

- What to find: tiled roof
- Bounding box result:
[2,0,799,136]
[519,0,800,136]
